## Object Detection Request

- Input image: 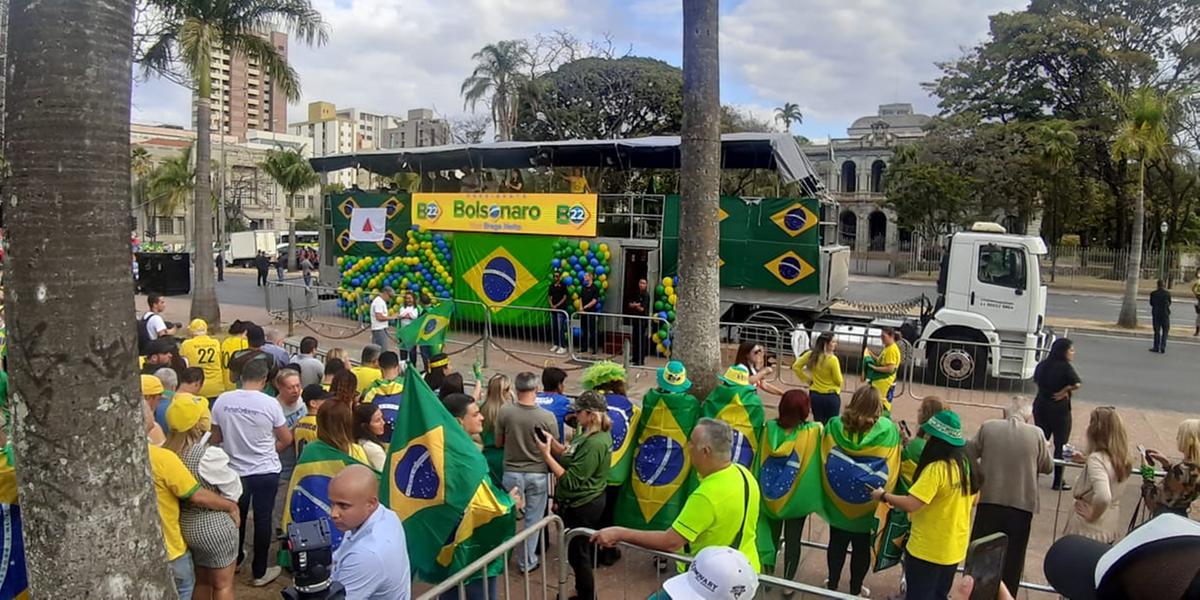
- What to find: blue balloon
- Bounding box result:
[572,326,582,337]
[662,338,672,348]
[587,251,595,261]
[411,225,421,231]
[568,255,578,265]
[563,276,574,286]
[352,277,362,286]
[551,258,561,269]
[595,266,606,276]
[590,258,599,267]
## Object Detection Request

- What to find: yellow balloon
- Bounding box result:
[669,294,677,304]
[662,277,672,287]
[599,243,609,253]
[665,286,674,297]
[602,281,609,289]
[574,299,582,310]
[580,241,590,252]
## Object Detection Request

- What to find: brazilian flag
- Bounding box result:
[820,416,901,533]
[282,441,372,556]
[361,378,405,441]
[758,421,824,520]
[453,233,551,326]
[382,367,516,583]
[615,389,699,530]
[0,454,28,600]
[398,301,454,354]
[605,393,642,487]
[702,383,766,472]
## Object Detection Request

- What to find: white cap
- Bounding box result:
[662,547,759,600]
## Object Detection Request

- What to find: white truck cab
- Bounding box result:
[920,222,1052,382]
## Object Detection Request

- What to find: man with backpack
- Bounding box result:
[138,293,179,356]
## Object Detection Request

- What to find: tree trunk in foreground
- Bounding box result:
[5,0,177,596]
[675,0,722,397]
[191,97,221,325]
[1117,164,1144,328]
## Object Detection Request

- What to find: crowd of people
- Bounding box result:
[126,295,1200,600]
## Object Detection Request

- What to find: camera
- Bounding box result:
[281,520,345,600]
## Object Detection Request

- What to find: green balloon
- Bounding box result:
[654,301,666,312]
[585,265,595,273]
[656,285,665,295]
[659,328,670,339]
[668,310,676,321]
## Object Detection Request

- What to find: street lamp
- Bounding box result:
[1159,221,1169,282]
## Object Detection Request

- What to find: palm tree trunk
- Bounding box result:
[192,97,221,325]
[675,0,722,397]
[287,193,296,270]
[4,0,177,595]
[1118,162,1145,328]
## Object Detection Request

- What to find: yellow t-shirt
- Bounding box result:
[871,343,901,410]
[220,336,249,391]
[351,366,383,396]
[566,175,589,194]
[793,352,844,395]
[149,444,200,560]
[294,414,318,456]
[349,443,370,465]
[671,463,761,572]
[906,460,976,565]
[180,335,225,399]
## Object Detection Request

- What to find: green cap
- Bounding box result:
[921,409,965,447]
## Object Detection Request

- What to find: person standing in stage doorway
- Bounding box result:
[626,278,649,366]
[1150,279,1172,353]
[548,272,569,355]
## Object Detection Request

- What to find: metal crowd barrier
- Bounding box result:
[265,280,368,339]
[416,515,565,600]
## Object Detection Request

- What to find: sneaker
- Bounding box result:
[556,347,567,355]
[252,566,282,587]
[550,345,560,353]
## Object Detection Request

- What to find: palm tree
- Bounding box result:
[1111,86,1175,328]
[676,0,722,396]
[6,0,178,595]
[131,145,154,234]
[1031,120,1077,282]
[461,41,527,142]
[774,102,803,131]
[140,0,328,325]
[146,146,196,242]
[259,147,320,270]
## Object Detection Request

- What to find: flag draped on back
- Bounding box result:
[0,455,28,600]
[615,389,699,530]
[820,416,901,533]
[361,378,405,441]
[398,301,454,353]
[282,441,371,554]
[605,393,642,487]
[381,367,515,583]
[702,383,766,471]
[758,420,824,520]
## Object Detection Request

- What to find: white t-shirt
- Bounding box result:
[144,312,167,340]
[370,296,390,331]
[211,389,286,476]
[398,306,419,328]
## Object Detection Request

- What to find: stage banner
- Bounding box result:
[452,233,553,326]
[413,193,598,237]
[330,192,412,256]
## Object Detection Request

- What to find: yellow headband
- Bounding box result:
[430,357,450,369]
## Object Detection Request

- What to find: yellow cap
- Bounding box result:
[166,392,207,433]
[141,374,165,397]
[188,318,208,335]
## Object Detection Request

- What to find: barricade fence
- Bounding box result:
[416,515,565,600]
[265,280,369,339]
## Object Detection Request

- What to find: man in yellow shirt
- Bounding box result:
[360,351,404,438]
[590,418,762,572]
[220,320,250,391]
[294,384,331,455]
[179,319,225,399]
[866,327,902,412]
[351,344,384,397]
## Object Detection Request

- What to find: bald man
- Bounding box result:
[329,465,411,599]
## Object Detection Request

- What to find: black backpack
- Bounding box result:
[136,312,154,356]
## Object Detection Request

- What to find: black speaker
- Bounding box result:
[136,252,191,296]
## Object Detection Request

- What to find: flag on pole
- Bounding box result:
[758,420,824,520]
[381,366,515,583]
[398,301,454,353]
[701,382,766,472]
[615,389,700,530]
[820,416,901,533]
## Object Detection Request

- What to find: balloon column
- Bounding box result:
[651,276,679,357]
[550,239,610,315]
[336,225,453,321]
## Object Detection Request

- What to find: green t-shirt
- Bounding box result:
[670,463,761,572]
[555,430,612,508]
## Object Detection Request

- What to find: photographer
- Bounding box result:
[329,465,410,599]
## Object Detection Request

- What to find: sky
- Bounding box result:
[130,0,1029,141]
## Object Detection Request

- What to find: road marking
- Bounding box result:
[1073,331,1200,346]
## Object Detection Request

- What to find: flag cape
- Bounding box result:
[398,301,454,352]
[0,455,28,600]
[605,393,642,487]
[281,441,371,555]
[361,378,405,441]
[615,389,699,530]
[758,420,824,520]
[702,383,766,472]
[872,501,910,572]
[820,416,901,533]
[382,367,515,583]
[899,437,926,492]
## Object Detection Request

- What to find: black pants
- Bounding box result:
[561,494,606,599]
[1033,401,1071,487]
[596,485,622,565]
[630,318,647,365]
[1153,315,1170,352]
[581,313,599,354]
[905,552,958,600]
[826,526,871,595]
[767,516,807,581]
[256,270,268,286]
[972,504,1032,596]
[810,392,841,424]
[237,472,280,578]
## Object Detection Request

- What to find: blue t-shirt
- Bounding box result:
[535,392,572,442]
[154,391,175,432]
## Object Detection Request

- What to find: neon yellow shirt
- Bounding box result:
[566,175,589,194]
[180,335,225,399]
[149,444,200,560]
[871,343,901,410]
[351,366,383,396]
[220,336,249,391]
[906,460,977,565]
[671,463,761,572]
[294,414,318,456]
[793,352,844,394]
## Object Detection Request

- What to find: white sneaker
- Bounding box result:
[252,566,281,587]
[556,347,567,355]
[550,345,560,353]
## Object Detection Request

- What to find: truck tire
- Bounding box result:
[926,337,987,388]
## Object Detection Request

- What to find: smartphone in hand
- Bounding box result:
[965,532,1008,600]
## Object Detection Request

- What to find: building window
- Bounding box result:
[870,160,887,193]
[841,161,857,193]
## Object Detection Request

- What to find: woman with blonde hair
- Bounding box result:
[315,400,369,465]
[1142,418,1200,517]
[324,347,348,367]
[1066,406,1133,543]
[480,374,513,486]
[794,332,843,423]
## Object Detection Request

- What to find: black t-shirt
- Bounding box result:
[1033,359,1081,407]
[1150,289,1172,317]
[580,285,599,312]
[627,291,649,316]
[549,282,567,309]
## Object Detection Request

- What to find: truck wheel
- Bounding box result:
[927,338,987,388]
